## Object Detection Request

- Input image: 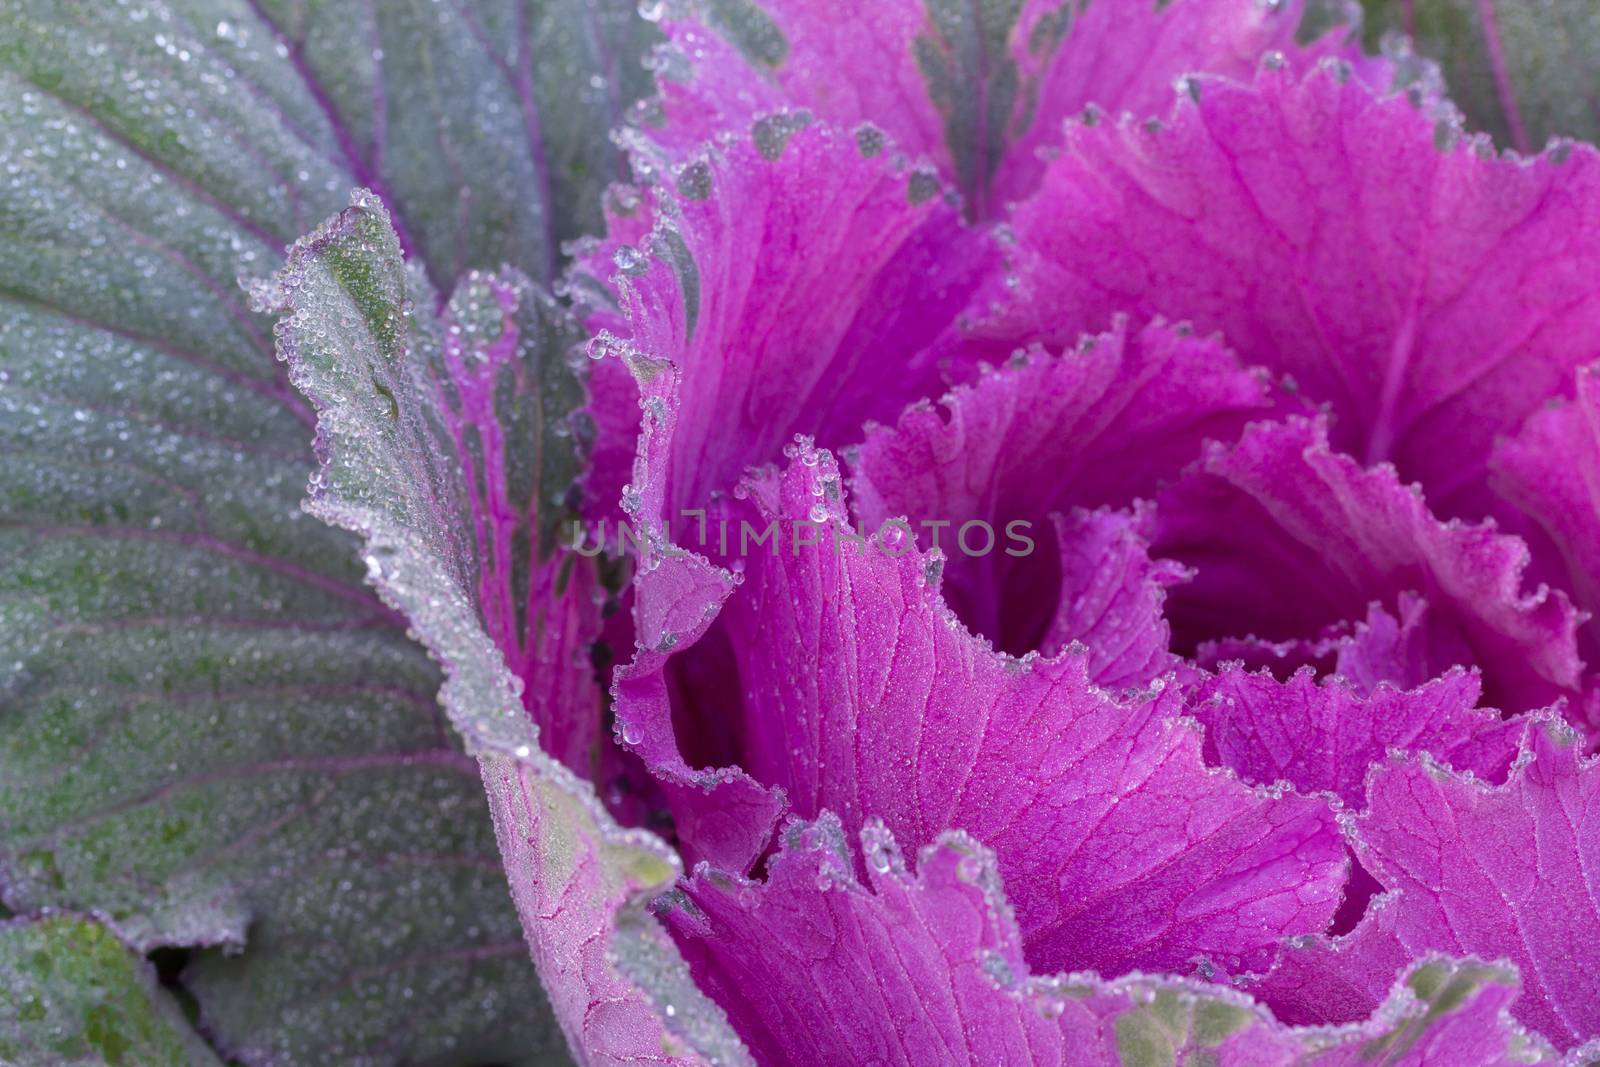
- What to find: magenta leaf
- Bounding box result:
[982,61,1600,521]
[662,815,1555,1066]
[608,356,1346,977]
[1350,712,1600,1051]
[1190,665,1520,808]
[1037,506,1190,689]
[1495,365,1600,726]
[851,320,1279,524]
[1257,711,1600,1055]
[1195,595,1466,695]
[655,0,1370,216]
[572,112,996,523]
[1152,416,1582,714]
[714,451,1341,977]
[848,318,1277,658]
[1247,889,1419,1028]
[607,354,786,874]
[1324,594,1460,696]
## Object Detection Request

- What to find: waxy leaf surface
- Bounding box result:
[0,0,659,1061]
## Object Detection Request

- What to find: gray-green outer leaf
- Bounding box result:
[1361,0,1600,151]
[0,913,224,1067]
[256,189,751,1066]
[1,0,657,1062]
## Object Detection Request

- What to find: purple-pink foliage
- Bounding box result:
[246,0,1600,1062]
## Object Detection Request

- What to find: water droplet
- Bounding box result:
[612,245,648,276]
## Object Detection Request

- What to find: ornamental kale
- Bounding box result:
[4,2,1600,1066]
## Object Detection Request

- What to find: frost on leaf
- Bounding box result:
[1352,714,1600,1051]
[0,0,661,1056]
[1255,711,1600,1054]
[1033,506,1191,689]
[1152,416,1583,715]
[1197,594,1460,695]
[254,192,750,1065]
[982,62,1600,522]
[848,318,1275,661]
[1495,365,1600,734]
[572,113,995,523]
[231,0,656,286]
[1189,666,1520,808]
[663,816,1554,1067]
[609,349,1346,978]
[651,0,1370,216]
